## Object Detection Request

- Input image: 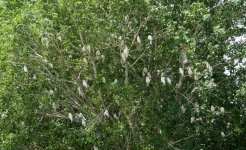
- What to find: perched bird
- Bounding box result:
[23,65,28,73]
[220,107,225,113]
[104,110,109,117]
[166,77,172,84]
[148,35,153,44]
[68,113,73,122]
[123,46,129,58]
[161,76,166,85]
[188,67,193,77]
[146,76,151,86]
[137,36,141,44]
[179,68,184,76]
[211,105,215,112]
[82,80,89,88]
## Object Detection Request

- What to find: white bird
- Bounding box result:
[224,70,230,76]
[179,68,184,76]
[142,67,148,76]
[96,50,101,57]
[87,45,91,53]
[82,118,86,127]
[188,67,193,77]
[101,55,105,62]
[148,35,153,44]
[146,76,151,86]
[161,76,166,85]
[113,113,119,119]
[143,67,148,73]
[124,15,129,23]
[137,36,141,44]
[48,63,53,68]
[211,105,215,112]
[220,107,225,113]
[82,45,86,52]
[221,131,225,137]
[123,46,129,58]
[57,35,62,41]
[83,58,88,64]
[191,117,195,123]
[33,74,37,80]
[235,64,241,70]
[181,105,186,113]
[104,110,109,117]
[102,77,106,83]
[242,58,246,64]
[234,59,239,65]
[223,55,231,61]
[78,113,83,118]
[23,65,28,73]
[82,80,89,88]
[68,113,73,122]
[49,90,54,95]
[78,86,84,97]
[166,77,171,84]
[121,52,127,62]
[94,146,99,150]
[1,113,7,119]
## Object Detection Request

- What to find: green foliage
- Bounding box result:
[0,0,246,149]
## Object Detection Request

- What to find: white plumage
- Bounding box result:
[211,105,215,112]
[68,113,73,122]
[23,65,28,73]
[191,117,195,123]
[82,118,86,127]
[104,110,109,117]
[82,80,89,88]
[161,76,166,85]
[166,77,171,84]
[113,113,119,119]
[123,46,129,58]
[181,105,186,113]
[96,50,101,56]
[78,86,84,97]
[33,74,37,80]
[49,90,54,95]
[102,77,106,83]
[220,107,225,113]
[188,67,193,77]
[221,132,225,137]
[87,45,91,53]
[137,36,141,44]
[94,146,99,150]
[146,76,151,86]
[179,68,184,76]
[121,52,127,62]
[148,35,153,44]
[142,67,148,76]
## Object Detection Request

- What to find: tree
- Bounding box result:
[0,0,245,149]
